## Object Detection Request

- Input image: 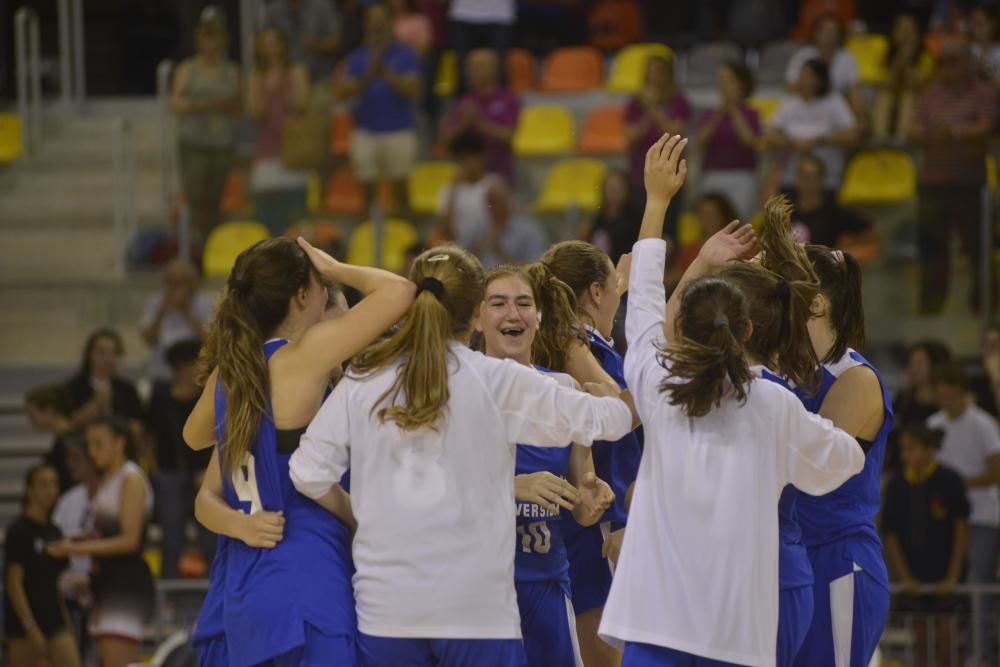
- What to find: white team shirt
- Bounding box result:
[598,239,864,666]
[291,343,632,639]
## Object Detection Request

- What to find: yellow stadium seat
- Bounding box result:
[536,159,608,213]
[435,50,458,98]
[203,221,271,278]
[513,106,576,156]
[845,33,889,85]
[677,212,702,247]
[606,43,674,94]
[347,218,419,274]
[407,161,458,215]
[748,97,781,125]
[987,155,998,195]
[144,548,162,579]
[838,149,916,205]
[0,113,22,162]
[307,172,322,213]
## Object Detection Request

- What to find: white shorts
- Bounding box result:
[349,129,418,182]
[89,606,144,643]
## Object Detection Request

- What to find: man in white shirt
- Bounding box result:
[928,362,1000,664]
[435,132,502,252]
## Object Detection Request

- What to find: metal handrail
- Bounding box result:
[57,0,85,107]
[157,60,175,220]
[240,0,261,110]
[15,7,41,157]
[112,118,138,278]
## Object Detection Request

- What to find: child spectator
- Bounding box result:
[24,384,75,492]
[434,131,502,252]
[788,153,872,248]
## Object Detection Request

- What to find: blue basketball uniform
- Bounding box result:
[563,331,642,614]
[192,535,229,667]
[357,634,527,667]
[790,351,892,667]
[759,369,814,667]
[514,369,583,667]
[214,339,356,667]
[621,642,748,667]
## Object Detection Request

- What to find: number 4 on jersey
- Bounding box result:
[232,453,263,515]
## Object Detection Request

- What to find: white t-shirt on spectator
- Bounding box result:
[785,46,860,93]
[770,92,856,190]
[449,0,516,24]
[478,216,549,268]
[928,405,1000,527]
[52,483,93,576]
[141,291,215,382]
[436,175,502,252]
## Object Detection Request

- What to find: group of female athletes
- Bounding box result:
[182,133,892,667]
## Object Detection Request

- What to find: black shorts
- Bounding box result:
[4,608,67,639]
[895,593,964,614]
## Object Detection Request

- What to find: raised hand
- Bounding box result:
[515,471,578,514]
[572,472,615,526]
[644,133,688,205]
[697,220,758,269]
[615,252,632,296]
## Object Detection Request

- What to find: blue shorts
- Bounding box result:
[622,642,748,666]
[515,580,581,667]
[196,636,228,667]
[357,633,526,667]
[793,543,889,667]
[258,624,354,667]
[776,586,812,667]
[564,522,614,615]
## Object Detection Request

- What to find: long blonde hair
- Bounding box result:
[351,246,484,431]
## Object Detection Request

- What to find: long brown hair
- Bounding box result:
[660,277,753,418]
[200,238,314,473]
[352,246,484,431]
[806,245,865,363]
[539,241,612,349]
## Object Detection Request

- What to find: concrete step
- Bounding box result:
[0,433,50,457]
[0,457,45,482]
[0,227,119,282]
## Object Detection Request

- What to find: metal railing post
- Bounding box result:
[29,14,41,149]
[112,118,125,277]
[58,0,72,106]
[981,186,994,325]
[72,0,86,104]
[157,60,175,225]
[240,0,259,108]
[15,8,41,158]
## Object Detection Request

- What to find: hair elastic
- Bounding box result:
[775,279,791,305]
[713,313,730,329]
[831,249,846,265]
[417,277,446,300]
[231,277,251,296]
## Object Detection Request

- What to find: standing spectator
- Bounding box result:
[872,12,934,144]
[169,7,241,240]
[969,5,1000,85]
[785,13,865,118]
[147,341,213,579]
[696,61,762,220]
[24,384,75,492]
[4,465,80,667]
[929,362,1000,666]
[263,0,341,84]
[579,169,642,264]
[474,180,548,267]
[139,259,214,386]
[889,341,953,471]
[440,48,520,184]
[665,192,736,293]
[767,58,859,195]
[249,28,311,237]
[971,322,1000,419]
[787,153,872,248]
[337,1,421,215]
[48,418,154,667]
[389,0,433,56]
[434,131,502,251]
[64,328,144,439]
[883,423,969,667]
[448,0,515,85]
[908,41,997,314]
[414,0,450,122]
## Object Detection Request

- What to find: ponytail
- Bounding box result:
[524,262,588,371]
[806,245,865,363]
[659,277,753,417]
[352,246,484,431]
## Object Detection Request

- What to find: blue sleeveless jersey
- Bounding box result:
[759,368,814,591]
[791,350,893,582]
[214,339,356,666]
[515,367,573,586]
[191,535,228,647]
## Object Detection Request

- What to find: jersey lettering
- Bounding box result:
[232,453,263,515]
[517,521,552,554]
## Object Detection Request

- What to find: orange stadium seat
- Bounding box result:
[347,218,420,274]
[324,167,365,216]
[513,105,576,156]
[577,106,625,155]
[203,221,270,278]
[329,111,352,157]
[540,47,604,93]
[220,168,249,216]
[507,48,537,93]
[536,159,608,213]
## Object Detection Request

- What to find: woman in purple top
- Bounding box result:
[696,61,762,220]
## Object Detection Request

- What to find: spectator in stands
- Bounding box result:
[971,322,1000,419]
[579,168,642,264]
[440,48,520,184]
[434,131,502,252]
[249,28,310,237]
[474,180,548,267]
[448,0,515,86]
[337,1,421,215]
[24,385,74,492]
[148,340,212,579]
[64,328,144,440]
[872,12,934,144]
[883,423,969,667]
[969,5,1000,85]
[788,153,872,248]
[48,417,154,667]
[908,41,997,315]
[169,7,241,240]
[665,192,736,293]
[892,341,953,442]
[929,362,1000,666]
[139,259,213,386]
[3,464,80,667]
[785,13,865,118]
[696,61,762,220]
[263,0,341,83]
[389,0,433,56]
[767,58,858,196]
